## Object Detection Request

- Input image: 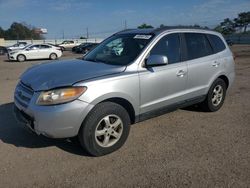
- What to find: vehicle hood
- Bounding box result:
[20,59,126,91]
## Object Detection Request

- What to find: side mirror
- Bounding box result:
[25,48,30,51]
[145,55,168,67]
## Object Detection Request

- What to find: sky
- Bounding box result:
[0,0,249,39]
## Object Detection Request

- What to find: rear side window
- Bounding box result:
[184,33,213,60]
[150,33,181,64]
[207,34,226,53]
[40,45,51,49]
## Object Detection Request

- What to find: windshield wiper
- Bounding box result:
[84,58,97,62]
[95,58,110,64]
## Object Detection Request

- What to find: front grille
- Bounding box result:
[14,82,34,108]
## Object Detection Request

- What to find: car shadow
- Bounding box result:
[0,102,91,157]
[181,104,206,112]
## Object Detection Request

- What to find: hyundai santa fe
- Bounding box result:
[14,27,235,156]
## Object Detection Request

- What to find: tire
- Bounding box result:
[78,102,131,156]
[17,54,25,62]
[201,78,227,112]
[50,53,57,60]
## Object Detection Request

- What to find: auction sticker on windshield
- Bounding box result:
[134,35,152,39]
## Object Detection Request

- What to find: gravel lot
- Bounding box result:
[0,46,249,187]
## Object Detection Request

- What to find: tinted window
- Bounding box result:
[185,33,213,60]
[150,33,181,64]
[207,34,226,53]
[40,45,51,49]
[29,45,40,50]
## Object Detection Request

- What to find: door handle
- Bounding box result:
[212,61,220,67]
[176,70,186,77]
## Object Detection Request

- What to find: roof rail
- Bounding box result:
[154,26,213,33]
[114,29,136,35]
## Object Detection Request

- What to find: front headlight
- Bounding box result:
[36,86,87,105]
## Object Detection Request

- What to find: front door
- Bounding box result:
[25,45,40,59]
[139,33,188,114]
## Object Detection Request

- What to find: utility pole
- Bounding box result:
[124,20,127,30]
[62,29,65,39]
[86,27,89,39]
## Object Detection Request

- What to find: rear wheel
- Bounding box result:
[49,53,57,60]
[201,78,227,112]
[17,54,25,62]
[78,102,130,156]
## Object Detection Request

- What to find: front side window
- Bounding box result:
[185,33,213,60]
[84,34,153,66]
[29,45,40,50]
[150,33,181,64]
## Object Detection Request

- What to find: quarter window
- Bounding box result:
[150,33,181,64]
[184,33,213,60]
[207,34,226,53]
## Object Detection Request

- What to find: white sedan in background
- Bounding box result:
[7,42,28,51]
[8,44,62,62]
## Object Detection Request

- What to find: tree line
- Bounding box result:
[0,22,43,40]
[215,12,250,35]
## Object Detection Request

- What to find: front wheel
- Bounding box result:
[201,78,227,112]
[17,54,25,62]
[78,102,130,156]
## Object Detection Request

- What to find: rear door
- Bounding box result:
[39,44,52,58]
[139,33,188,114]
[183,33,220,99]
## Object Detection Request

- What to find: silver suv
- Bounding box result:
[14,27,235,156]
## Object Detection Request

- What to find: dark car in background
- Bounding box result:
[72,43,98,54]
[226,39,234,46]
[0,46,8,55]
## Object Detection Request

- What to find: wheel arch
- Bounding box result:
[218,75,229,89]
[17,53,26,60]
[100,97,136,124]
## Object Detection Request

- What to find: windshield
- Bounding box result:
[84,33,154,66]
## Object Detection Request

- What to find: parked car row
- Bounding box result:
[1,40,99,61]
